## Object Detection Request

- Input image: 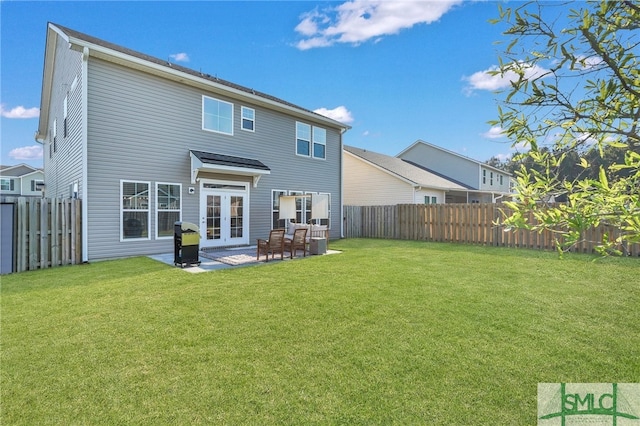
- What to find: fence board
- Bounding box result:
[344,203,640,256]
[5,197,82,273]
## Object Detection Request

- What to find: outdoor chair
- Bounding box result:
[284,227,307,259]
[256,229,285,262]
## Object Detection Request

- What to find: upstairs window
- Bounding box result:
[63,95,68,138]
[313,127,326,159]
[53,119,58,153]
[296,122,311,157]
[297,122,327,159]
[241,106,255,132]
[203,96,233,135]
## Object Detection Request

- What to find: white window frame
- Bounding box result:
[1,178,13,191]
[155,182,182,240]
[296,122,311,157]
[120,180,151,242]
[63,95,68,138]
[312,127,326,160]
[272,189,288,229]
[241,106,255,132]
[53,118,57,153]
[202,95,234,135]
[309,191,331,228]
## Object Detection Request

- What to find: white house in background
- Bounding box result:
[0,164,44,197]
[397,140,513,203]
[343,143,513,206]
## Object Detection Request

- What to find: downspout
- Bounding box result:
[81,46,89,262]
[339,127,346,239]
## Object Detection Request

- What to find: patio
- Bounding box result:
[148,246,340,273]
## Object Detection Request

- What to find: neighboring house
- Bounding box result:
[397,140,513,203]
[0,164,44,197]
[344,142,513,206]
[36,23,349,262]
[343,145,470,206]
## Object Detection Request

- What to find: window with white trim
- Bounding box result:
[53,119,57,153]
[1,178,14,191]
[63,95,68,138]
[272,190,287,229]
[31,180,44,192]
[241,106,255,132]
[121,181,150,240]
[424,196,437,204]
[271,190,331,229]
[156,183,181,239]
[296,122,311,156]
[202,96,233,135]
[313,127,326,159]
[490,171,494,186]
[482,169,486,184]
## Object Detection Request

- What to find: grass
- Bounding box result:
[2,239,639,425]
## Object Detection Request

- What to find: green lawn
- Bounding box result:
[2,239,638,425]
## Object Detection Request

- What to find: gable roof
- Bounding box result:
[38,23,350,140]
[0,164,43,177]
[397,139,511,176]
[344,145,468,191]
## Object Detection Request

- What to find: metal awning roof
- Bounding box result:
[190,150,270,187]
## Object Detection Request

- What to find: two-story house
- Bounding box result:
[343,141,513,206]
[397,140,513,203]
[36,23,349,262]
[0,164,44,197]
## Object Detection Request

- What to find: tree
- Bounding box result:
[490,1,640,255]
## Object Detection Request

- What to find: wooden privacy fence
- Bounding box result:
[344,204,640,256]
[7,197,82,272]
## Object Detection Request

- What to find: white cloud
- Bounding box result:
[463,63,550,94]
[295,0,462,50]
[1,104,40,119]
[169,52,190,62]
[482,126,506,139]
[9,145,43,160]
[314,106,354,124]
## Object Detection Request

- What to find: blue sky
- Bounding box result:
[2,0,529,168]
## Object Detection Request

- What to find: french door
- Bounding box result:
[200,181,248,248]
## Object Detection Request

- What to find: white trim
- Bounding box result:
[295,122,311,158]
[397,140,511,176]
[189,151,270,187]
[312,126,327,160]
[52,23,349,132]
[202,95,234,136]
[81,46,89,262]
[155,182,182,240]
[198,178,250,248]
[240,106,255,132]
[120,180,151,242]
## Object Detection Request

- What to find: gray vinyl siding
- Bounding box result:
[398,144,480,190]
[86,58,342,260]
[43,36,84,199]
